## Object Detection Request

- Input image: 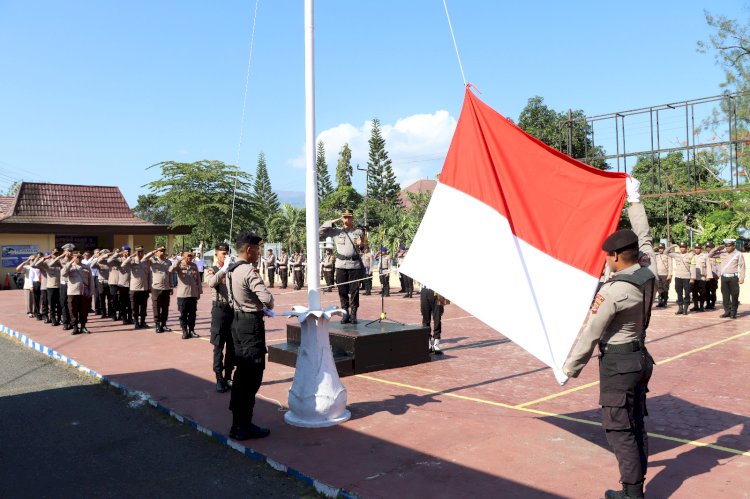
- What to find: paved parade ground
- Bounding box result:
[1,285,749,498]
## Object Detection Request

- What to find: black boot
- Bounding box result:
[341,308,351,324]
[683,305,689,315]
[604,481,644,499]
[81,325,90,334]
[689,302,699,311]
[141,319,151,329]
[181,325,189,339]
[721,310,731,318]
[71,323,81,335]
[350,307,358,325]
[154,321,161,333]
[675,304,683,315]
[216,375,229,393]
[188,329,200,338]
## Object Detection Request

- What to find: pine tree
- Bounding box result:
[316,140,333,202]
[335,143,353,187]
[366,119,400,206]
[251,152,280,230]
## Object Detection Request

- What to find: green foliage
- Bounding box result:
[517,96,608,170]
[251,152,280,233]
[132,193,172,225]
[267,203,306,252]
[144,160,256,248]
[3,180,20,197]
[316,141,333,202]
[335,143,353,187]
[319,186,363,221]
[366,119,401,205]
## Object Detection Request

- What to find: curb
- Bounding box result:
[0,323,357,499]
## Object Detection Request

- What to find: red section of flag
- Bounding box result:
[440,89,627,278]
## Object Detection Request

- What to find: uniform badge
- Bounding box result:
[591,293,605,314]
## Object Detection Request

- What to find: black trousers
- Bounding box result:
[706,278,718,308]
[39,285,48,317]
[118,285,132,321]
[656,275,670,304]
[93,281,101,313]
[151,289,171,325]
[293,269,304,289]
[130,290,149,321]
[60,283,70,325]
[599,348,654,485]
[420,287,444,339]
[674,277,692,307]
[110,284,120,317]
[721,276,740,314]
[691,280,707,307]
[279,267,288,288]
[229,311,265,426]
[99,283,111,316]
[47,288,61,323]
[363,273,373,295]
[336,267,361,310]
[177,297,198,330]
[379,272,390,296]
[267,267,275,287]
[402,274,414,295]
[210,302,235,379]
[67,294,90,326]
[323,269,334,291]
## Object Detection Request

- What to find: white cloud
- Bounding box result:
[287,110,456,187]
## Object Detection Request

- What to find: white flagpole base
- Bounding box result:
[284,309,350,428]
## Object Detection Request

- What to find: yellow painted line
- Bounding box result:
[355,373,750,457]
[515,330,750,409]
[442,315,476,322]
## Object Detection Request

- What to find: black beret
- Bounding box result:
[679,242,688,248]
[706,242,715,248]
[215,242,230,251]
[601,229,638,252]
[694,243,702,249]
[658,243,666,249]
[235,232,262,246]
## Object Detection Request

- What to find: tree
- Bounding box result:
[517,96,609,170]
[251,152,280,234]
[3,180,20,197]
[132,193,172,225]
[366,119,401,206]
[319,185,363,221]
[316,140,333,202]
[267,203,306,252]
[145,160,256,248]
[335,143,353,187]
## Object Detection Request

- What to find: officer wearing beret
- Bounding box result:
[708,238,746,318]
[32,248,65,326]
[108,246,134,325]
[704,242,719,309]
[59,243,76,329]
[226,232,274,440]
[149,247,173,333]
[319,209,365,324]
[377,246,391,297]
[563,178,655,499]
[206,242,235,393]
[689,243,710,312]
[654,243,671,307]
[122,245,157,329]
[665,241,693,315]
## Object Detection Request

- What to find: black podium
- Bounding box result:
[267,321,431,377]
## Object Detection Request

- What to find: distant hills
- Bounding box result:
[276,190,305,208]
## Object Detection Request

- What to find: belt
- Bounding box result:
[722,273,739,278]
[337,255,360,261]
[234,310,263,316]
[212,300,231,307]
[599,341,641,354]
[278,265,287,268]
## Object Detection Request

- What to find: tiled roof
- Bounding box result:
[399,179,437,209]
[0,196,13,217]
[0,182,149,225]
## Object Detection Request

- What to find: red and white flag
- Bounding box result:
[400,89,627,382]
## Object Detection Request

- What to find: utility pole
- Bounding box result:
[567,108,573,157]
[356,163,368,229]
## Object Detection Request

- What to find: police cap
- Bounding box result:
[380,246,388,252]
[236,232,262,247]
[341,209,354,218]
[724,238,737,245]
[122,245,131,251]
[706,242,715,248]
[601,229,638,252]
[135,245,144,251]
[62,243,76,251]
[215,242,230,252]
[679,242,688,248]
[658,243,666,249]
[694,243,702,249]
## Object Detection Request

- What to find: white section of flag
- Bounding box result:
[400,183,599,381]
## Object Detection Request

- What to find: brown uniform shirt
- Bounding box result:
[655,253,671,277]
[150,258,172,290]
[122,255,151,291]
[319,220,364,270]
[690,253,710,281]
[361,252,373,275]
[708,247,746,281]
[107,254,130,288]
[169,260,202,298]
[207,265,230,303]
[34,255,65,288]
[322,253,335,271]
[666,247,693,279]
[61,261,94,296]
[227,260,274,312]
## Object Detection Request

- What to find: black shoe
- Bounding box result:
[162,326,172,332]
[721,312,731,318]
[62,323,71,331]
[188,330,199,338]
[689,306,699,312]
[141,321,151,329]
[229,424,270,440]
[731,312,737,319]
[112,316,120,322]
[52,320,60,326]
[81,327,90,334]
[351,310,358,325]
[705,305,715,310]
[605,481,644,499]
[216,378,229,393]
[71,327,81,335]
[95,309,102,315]
[683,308,689,315]
[43,317,50,324]
[181,328,189,339]
[341,310,351,324]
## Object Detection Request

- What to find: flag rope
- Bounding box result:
[442,0,467,87]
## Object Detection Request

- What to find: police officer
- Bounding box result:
[206,242,235,393]
[59,243,76,330]
[398,247,414,298]
[654,243,671,307]
[226,232,273,440]
[320,209,365,324]
[108,246,134,324]
[666,242,693,315]
[122,246,156,329]
[321,248,335,292]
[377,246,391,297]
[291,250,304,290]
[704,242,719,309]
[149,247,173,333]
[62,252,95,335]
[689,243,710,312]
[361,246,373,296]
[708,238,746,319]
[32,249,64,326]
[277,249,289,289]
[92,249,112,319]
[170,251,202,339]
[421,285,448,354]
[264,249,276,288]
[563,179,654,499]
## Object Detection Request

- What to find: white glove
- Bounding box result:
[626,176,641,203]
[558,376,569,387]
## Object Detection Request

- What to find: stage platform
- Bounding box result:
[268,320,430,376]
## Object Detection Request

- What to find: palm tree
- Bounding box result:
[267,203,306,252]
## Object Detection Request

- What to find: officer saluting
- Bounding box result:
[563,178,655,499]
[319,208,364,324]
[206,242,235,393]
[226,232,274,440]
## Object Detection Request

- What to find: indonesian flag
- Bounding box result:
[400,89,627,382]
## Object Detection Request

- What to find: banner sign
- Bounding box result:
[2,245,40,268]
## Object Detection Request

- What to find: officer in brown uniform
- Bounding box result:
[291,250,304,290]
[170,251,202,339]
[122,246,156,329]
[377,246,391,297]
[59,243,76,330]
[708,239,746,319]
[92,249,112,319]
[321,248,335,292]
[319,209,365,324]
[226,232,273,440]
[654,243,671,307]
[32,249,64,326]
[276,249,288,289]
[361,246,373,295]
[563,188,655,499]
[103,250,121,320]
[108,246,134,324]
[62,252,95,335]
[689,243,710,312]
[398,246,414,298]
[264,249,276,288]
[149,247,173,333]
[206,242,235,393]
[704,242,719,309]
[666,242,693,315]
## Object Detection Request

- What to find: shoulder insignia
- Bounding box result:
[591,293,605,314]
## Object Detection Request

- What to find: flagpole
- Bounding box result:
[284,0,350,428]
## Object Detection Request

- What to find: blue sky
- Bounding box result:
[0,1,747,206]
